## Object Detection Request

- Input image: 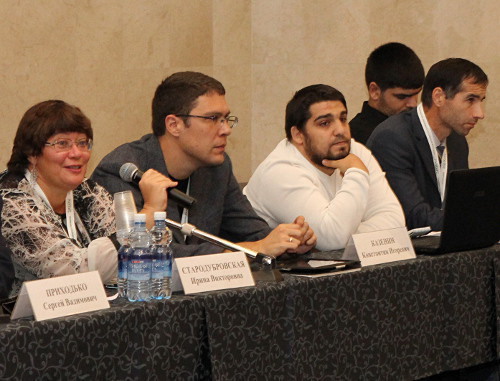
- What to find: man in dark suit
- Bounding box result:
[0,197,15,299]
[92,71,316,258]
[350,42,425,145]
[367,58,488,231]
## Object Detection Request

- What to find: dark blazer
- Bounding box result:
[0,197,15,299]
[91,134,271,257]
[367,108,469,230]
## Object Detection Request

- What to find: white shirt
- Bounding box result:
[244,139,405,250]
[417,103,448,202]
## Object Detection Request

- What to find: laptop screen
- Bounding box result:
[439,166,500,252]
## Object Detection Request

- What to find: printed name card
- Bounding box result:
[11,271,110,321]
[344,227,416,267]
[174,252,255,294]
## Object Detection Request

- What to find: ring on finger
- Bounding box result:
[289,237,293,243]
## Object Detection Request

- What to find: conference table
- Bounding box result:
[1,245,499,380]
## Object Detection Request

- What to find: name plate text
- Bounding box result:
[175,252,255,294]
[345,227,416,266]
[11,271,110,321]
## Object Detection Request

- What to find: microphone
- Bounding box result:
[119,163,196,209]
[164,218,282,282]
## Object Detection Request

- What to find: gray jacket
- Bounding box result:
[91,134,271,257]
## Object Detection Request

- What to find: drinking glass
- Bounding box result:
[114,190,137,244]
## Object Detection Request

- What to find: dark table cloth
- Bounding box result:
[1,245,499,380]
[0,295,210,380]
[203,247,499,380]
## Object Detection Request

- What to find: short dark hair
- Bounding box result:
[7,100,93,176]
[151,71,226,136]
[365,42,424,91]
[285,84,347,140]
[421,58,488,108]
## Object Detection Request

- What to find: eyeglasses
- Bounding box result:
[176,114,238,129]
[44,138,93,152]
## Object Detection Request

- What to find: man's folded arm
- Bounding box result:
[248,165,370,250]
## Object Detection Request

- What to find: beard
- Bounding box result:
[303,135,350,168]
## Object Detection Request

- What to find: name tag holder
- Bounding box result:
[172,252,255,294]
[343,227,416,266]
[11,271,110,321]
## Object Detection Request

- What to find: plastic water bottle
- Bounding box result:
[150,211,173,300]
[117,233,133,298]
[127,214,152,302]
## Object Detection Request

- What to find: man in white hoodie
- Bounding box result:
[244,84,405,250]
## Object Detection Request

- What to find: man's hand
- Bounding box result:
[322,153,368,176]
[240,216,316,257]
[288,215,317,254]
[138,169,177,227]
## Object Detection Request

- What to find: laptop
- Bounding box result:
[412,166,500,254]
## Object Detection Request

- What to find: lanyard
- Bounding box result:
[180,178,190,241]
[25,170,91,246]
[417,104,448,202]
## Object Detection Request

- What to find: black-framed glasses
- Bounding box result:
[44,138,93,152]
[176,114,238,129]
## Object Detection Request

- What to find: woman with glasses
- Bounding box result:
[0,100,119,296]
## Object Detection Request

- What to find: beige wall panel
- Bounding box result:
[213,0,252,179]
[214,65,252,179]
[0,0,498,183]
[213,0,251,66]
[252,0,369,65]
[1,1,79,169]
[168,0,213,67]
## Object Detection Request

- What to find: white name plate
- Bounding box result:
[345,227,416,267]
[11,271,110,321]
[175,252,255,294]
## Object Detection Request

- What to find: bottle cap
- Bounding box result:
[134,213,147,223]
[154,211,167,221]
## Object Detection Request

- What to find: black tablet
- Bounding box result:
[277,251,359,273]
